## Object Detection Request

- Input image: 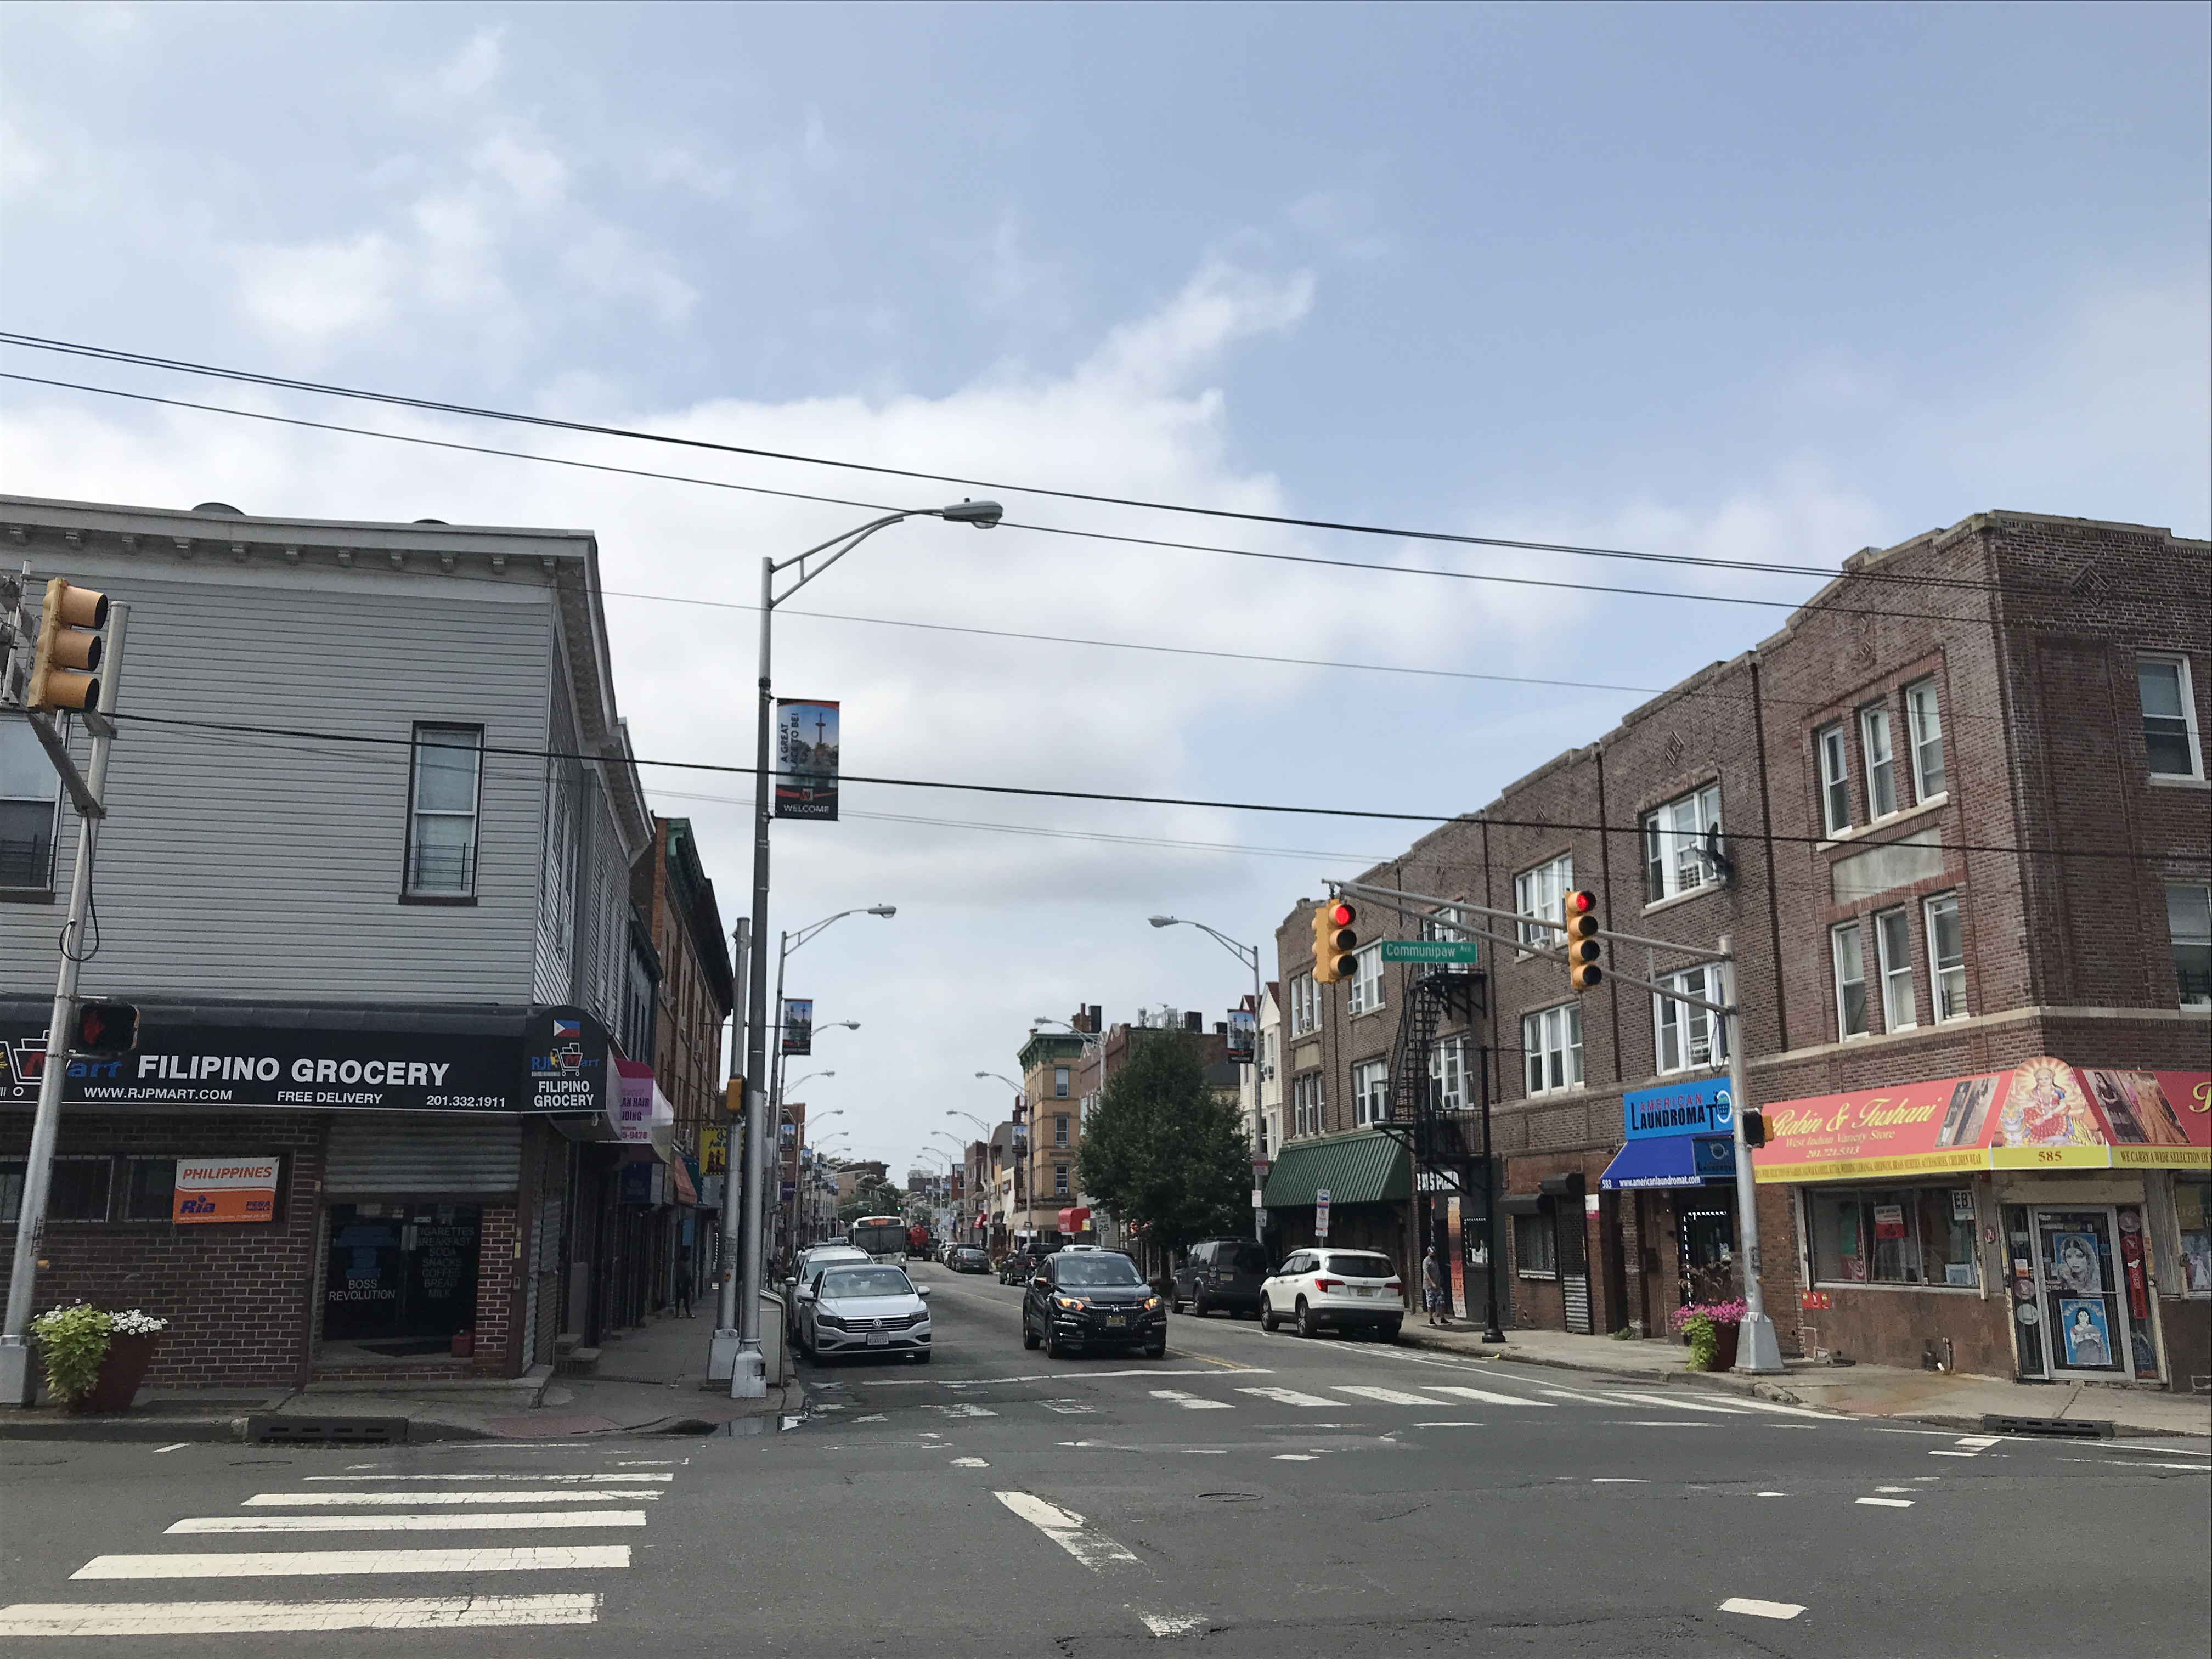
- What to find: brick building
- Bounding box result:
[1266,511,2210,1390]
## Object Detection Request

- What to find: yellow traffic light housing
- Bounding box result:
[28,579,109,712]
[1561,889,1603,990]
[1312,899,1359,983]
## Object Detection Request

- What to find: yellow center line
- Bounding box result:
[1175,1350,1256,1370]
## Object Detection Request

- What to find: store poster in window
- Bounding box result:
[2057,1297,2113,1368]
[2049,1231,2102,1295]
[2116,1207,2161,1379]
[1833,1201,1867,1281]
[2177,1182,2212,1295]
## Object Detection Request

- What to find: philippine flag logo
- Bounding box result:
[553,1018,580,1043]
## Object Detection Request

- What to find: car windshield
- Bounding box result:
[1327,1253,1396,1279]
[819,1268,913,1300]
[1055,1255,1146,1288]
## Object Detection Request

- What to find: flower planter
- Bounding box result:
[1710,1320,1741,1373]
[65,1332,161,1414]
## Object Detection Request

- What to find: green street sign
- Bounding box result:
[1380,940,1480,965]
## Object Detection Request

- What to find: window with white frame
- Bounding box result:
[1905,679,1946,802]
[1654,966,1729,1075]
[2138,656,2203,778]
[1347,945,1384,1014]
[1054,1165,1070,1196]
[1421,904,1474,973]
[1522,1004,1583,1096]
[1876,907,1916,1030]
[1515,854,1573,947]
[1833,921,1869,1038]
[1925,893,1968,1020]
[1291,1072,1324,1137]
[1054,1067,1070,1098]
[1861,703,1898,819]
[1643,783,1723,904]
[1818,723,1852,836]
[1289,972,1318,1036]
[2169,883,2212,1009]
[1429,1035,1467,1113]
[1351,1058,1391,1126]
[0,716,62,893]
[405,724,484,897]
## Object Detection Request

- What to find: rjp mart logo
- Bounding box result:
[3,1034,48,1100]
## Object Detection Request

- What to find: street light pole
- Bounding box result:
[1148,915,1266,1242]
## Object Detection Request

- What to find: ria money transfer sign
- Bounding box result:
[173,1157,280,1224]
[775,698,840,820]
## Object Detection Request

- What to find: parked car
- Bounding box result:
[784,1244,869,1343]
[1021,1249,1165,1359]
[796,1262,933,1364]
[1258,1248,1404,1341]
[999,1245,1055,1284]
[946,1245,991,1274]
[1171,1237,1270,1318]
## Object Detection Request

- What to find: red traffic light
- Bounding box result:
[72,1001,140,1056]
[1565,889,1595,915]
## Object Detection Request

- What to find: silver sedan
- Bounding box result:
[797,1264,934,1363]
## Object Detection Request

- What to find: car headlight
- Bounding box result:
[1143,1296,1161,1310]
[1052,1295,1088,1312]
[814,1313,845,1330]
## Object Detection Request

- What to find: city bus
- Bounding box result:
[848,1216,908,1261]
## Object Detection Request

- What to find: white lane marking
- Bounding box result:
[1590,1477,1645,1483]
[72,1547,632,1579]
[1719,1597,1805,1621]
[167,1511,647,1534]
[1415,1421,1481,1427]
[1536,1386,1633,1404]
[0,1596,600,1635]
[303,1473,672,1484]
[865,1370,1265,1385]
[1041,1402,1096,1414]
[1927,1451,1978,1458]
[1611,1392,1758,1417]
[1236,1386,1338,1407]
[1332,1385,1447,1407]
[2062,1459,2212,1472]
[855,1414,888,1423]
[1954,1435,2002,1449]
[615,1460,676,1466]
[993,1491,1140,1569]
[1423,1385,1557,1408]
[2114,1441,2212,1457]
[1876,1487,1914,1493]
[1757,1491,1786,1497]
[1705,1395,1832,1419]
[921,1403,998,1418]
[1855,1497,1914,1508]
[1616,1420,1715,1428]
[1142,1612,1206,1637]
[1150,1390,1234,1411]
[244,1491,660,1507]
[151,1443,189,1455]
[1272,1454,1319,1462]
[951,1458,990,1468]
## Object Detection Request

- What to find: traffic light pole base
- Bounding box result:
[1733,1312,1787,1375]
[0,1337,33,1407]
[730,1340,767,1400]
[707,1328,741,1383]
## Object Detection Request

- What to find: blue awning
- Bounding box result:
[1599,1134,1735,1190]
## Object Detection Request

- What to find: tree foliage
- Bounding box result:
[1076,1032,1250,1258]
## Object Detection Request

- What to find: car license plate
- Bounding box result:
[1105,1315,1126,1328]
[1356,1286,1375,1297]
[865,1333,889,1346]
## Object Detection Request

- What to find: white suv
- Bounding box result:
[1259,1248,1405,1341]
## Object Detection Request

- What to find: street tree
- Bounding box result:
[1076,1031,1250,1265]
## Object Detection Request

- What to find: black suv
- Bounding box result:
[1171,1237,1269,1318]
[1022,1250,1165,1358]
[999,1246,1053,1284]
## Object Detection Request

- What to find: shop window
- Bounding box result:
[1515,854,1573,946]
[404,724,484,898]
[1653,965,1728,1075]
[2137,655,2202,778]
[1,714,63,893]
[1876,908,1916,1031]
[1806,1186,1977,1288]
[2175,1177,2212,1297]
[123,1158,175,1222]
[2169,884,2212,1010]
[1429,1035,1466,1113]
[1925,893,1968,1020]
[1905,679,1946,802]
[1817,723,1852,836]
[1514,1212,1557,1278]
[323,1202,483,1349]
[1351,1058,1391,1126]
[1347,945,1385,1014]
[1861,703,1898,820]
[1643,784,1723,905]
[0,1156,111,1223]
[1522,1004,1583,1096]
[1832,921,1868,1038]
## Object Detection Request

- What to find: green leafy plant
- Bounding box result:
[1668,1298,1747,1372]
[30,1304,112,1402]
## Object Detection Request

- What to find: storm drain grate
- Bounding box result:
[1979,1414,2112,1438]
[245,1415,409,1446]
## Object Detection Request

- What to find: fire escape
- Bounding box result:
[1380,965,1486,1186]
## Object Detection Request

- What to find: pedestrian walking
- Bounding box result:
[674,1258,695,1319]
[1423,1245,1452,1326]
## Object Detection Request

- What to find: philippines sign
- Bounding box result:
[172,1157,279,1224]
[775,698,840,820]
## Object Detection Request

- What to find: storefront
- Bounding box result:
[1261,1128,1412,1269]
[1599,1075,1742,1329]
[1756,1056,2210,1388]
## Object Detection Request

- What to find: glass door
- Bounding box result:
[2031,1209,2126,1379]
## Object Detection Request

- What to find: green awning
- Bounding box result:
[1262,1130,1411,1209]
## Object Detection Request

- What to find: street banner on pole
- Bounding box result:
[775,698,840,820]
[1314,1187,1331,1239]
[781,999,814,1056]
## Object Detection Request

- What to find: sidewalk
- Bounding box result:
[1396,1321,2212,1440]
[0,1297,801,1444]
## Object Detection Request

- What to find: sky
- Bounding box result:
[3,2,2207,1182]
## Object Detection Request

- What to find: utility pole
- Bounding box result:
[1720,935,1784,1373]
[708,916,749,1383]
[1,601,128,1406]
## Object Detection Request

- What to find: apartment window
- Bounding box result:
[404,724,484,897]
[1347,945,1384,1014]
[1861,704,1898,819]
[1905,680,1946,802]
[1807,1185,1977,1288]
[1643,783,1723,904]
[1291,1073,1324,1137]
[1,715,63,893]
[1833,921,1869,1038]
[1429,1035,1467,1113]
[2138,657,2203,778]
[1515,854,1573,947]
[1053,1067,1070,1099]
[1351,1058,1391,1126]
[1289,972,1318,1037]
[1421,905,1474,973]
[1522,1004,1583,1096]
[1514,1212,1557,1277]
[1925,894,1968,1021]
[0,1155,111,1224]
[1654,966,1729,1075]
[1876,907,1916,1031]
[1053,1114,1070,1148]
[1818,724,1852,836]
[1054,1165,1070,1197]
[2170,884,2212,1009]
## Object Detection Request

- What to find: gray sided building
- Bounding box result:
[1,494,661,1389]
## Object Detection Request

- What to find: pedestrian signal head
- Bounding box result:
[1311,900,1359,984]
[72,1001,140,1056]
[28,579,109,712]
[1561,890,1602,990]
[1741,1109,1768,1150]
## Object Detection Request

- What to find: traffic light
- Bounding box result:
[1312,900,1358,983]
[72,1001,139,1056]
[1741,1108,1768,1150]
[1560,889,1602,990]
[28,579,109,712]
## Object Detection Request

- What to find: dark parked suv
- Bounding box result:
[1171,1237,1269,1318]
[1022,1250,1166,1358]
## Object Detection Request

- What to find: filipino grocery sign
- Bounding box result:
[173,1157,279,1224]
[1753,1056,2210,1183]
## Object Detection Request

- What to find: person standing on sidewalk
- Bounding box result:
[1423,1245,1451,1327]
[673,1257,695,1319]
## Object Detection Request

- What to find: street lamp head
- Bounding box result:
[1149,915,1177,928]
[936,499,1003,527]
[866,905,897,917]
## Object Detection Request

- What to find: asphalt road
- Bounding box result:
[3,1257,2207,1656]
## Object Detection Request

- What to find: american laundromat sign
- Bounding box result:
[2,1006,609,1115]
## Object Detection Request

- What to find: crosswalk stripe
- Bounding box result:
[1235,1386,1339,1407]
[0,1596,602,1635]
[303,1472,672,1484]
[1700,1395,1831,1419]
[72,1547,631,1580]
[168,1511,647,1535]
[1423,1385,1557,1407]
[1332,1385,1448,1407]
[1150,1390,1234,1410]
[1612,1392,1759,1416]
[242,1490,660,1507]
[1536,1386,1634,1405]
